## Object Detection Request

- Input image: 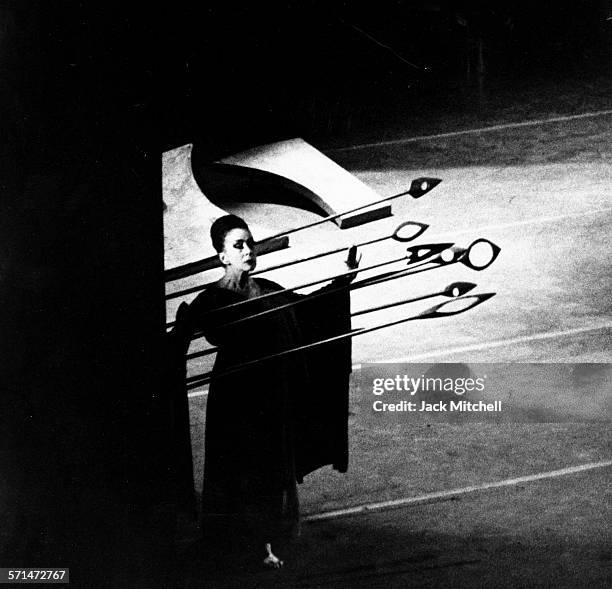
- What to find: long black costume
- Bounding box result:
[169,276,352,549]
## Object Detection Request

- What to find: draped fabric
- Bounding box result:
[289,285,352,481]
[163,302,196,519]
[167,277,351,547]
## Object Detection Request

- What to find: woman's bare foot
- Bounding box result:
[263,542,283,569]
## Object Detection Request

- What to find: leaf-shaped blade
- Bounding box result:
[417,292,496,319]
[393,221,429,242]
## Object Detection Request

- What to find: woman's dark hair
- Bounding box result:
[210,214,250,253]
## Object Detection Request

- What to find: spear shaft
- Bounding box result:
[185,256,451,357]
[165,221,428,302]
[186,293,494,389]
[165,178,440,284]
[256,178,440,244]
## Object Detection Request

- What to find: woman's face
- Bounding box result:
[219,228,257,273]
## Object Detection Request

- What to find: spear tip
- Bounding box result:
[408,177,442,199]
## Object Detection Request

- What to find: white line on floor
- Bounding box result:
[425,207,612,241]
[374,324,612,364]
[304,460,612,522]
[330,109,612,152]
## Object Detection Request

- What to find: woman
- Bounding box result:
[187,214,359,568]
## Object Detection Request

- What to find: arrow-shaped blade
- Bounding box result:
[408,177,442,199]
[406,242,455,264]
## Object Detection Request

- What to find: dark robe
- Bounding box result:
[164,302,197,519]
[176,276,351,548]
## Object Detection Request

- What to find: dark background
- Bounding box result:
[159,0,611,154]
[1,1,610,586]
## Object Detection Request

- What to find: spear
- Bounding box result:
[164,178,441,283]
[255,178,441,244]
[185,292,496,389]
[185,279,476,361]
[183,237,500,355]
[190,238,499,323]
[168,241,457,330]
[165,220,429,301]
